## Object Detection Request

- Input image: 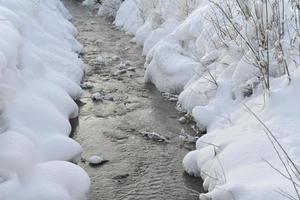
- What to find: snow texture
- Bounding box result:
[0,0,90,199]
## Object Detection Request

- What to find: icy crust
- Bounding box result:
[115,0,300,199]
[0,0,89,199]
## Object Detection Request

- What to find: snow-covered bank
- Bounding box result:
[82,0,123,20]
[0,0,89,199]
[115,0,300,199]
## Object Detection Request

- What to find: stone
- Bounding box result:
[88,155,109,166]
[125,60,131,66]
[80,82,93,89]
[112,56,120,61]
[127,67,136,72]
[103,95,114,101]
[168,97,178,102]
[112,173,129,180]
[91,92,104,102]
[139,131,169,142]
[95,55,105,65]
[178,117,187,124]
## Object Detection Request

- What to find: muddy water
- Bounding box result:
[65,1,204,199]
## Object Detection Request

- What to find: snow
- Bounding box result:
[0,0,89,199]
[115,0,300,199]
[98,0,123,20]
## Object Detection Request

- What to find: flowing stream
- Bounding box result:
[66,1,204,199]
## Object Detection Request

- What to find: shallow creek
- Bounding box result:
[66,1,204,199]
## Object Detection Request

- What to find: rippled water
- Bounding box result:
[65,1,204,199]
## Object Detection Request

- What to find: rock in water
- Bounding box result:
[127,67,136,72]
[91,92,104,102]
[95,55,105,65]
[88,155,109,166]
[112,56,120,61]
[178,116,187,124]
[178,129,198,144]
[125,60,131,66]
[80,82,93,89]
[139,131,169,143]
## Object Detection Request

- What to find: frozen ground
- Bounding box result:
[66,1,204,200]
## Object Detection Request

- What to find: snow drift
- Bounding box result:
[0,0,90,199]
[115,0,300,199]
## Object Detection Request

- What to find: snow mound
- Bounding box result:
[0,0,89,199]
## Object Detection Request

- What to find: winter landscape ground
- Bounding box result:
[1,0,300,199]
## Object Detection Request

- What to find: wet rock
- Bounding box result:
[95,55,105,65]
[88,155,109,166]
[191,124,206,135]
[113,69,127,76]
[118,63,127,70]
[178,129,198,144]
[162,92,171,99]
[161,92,178,102]
[112,56,120,61]
[91,92,104,102]
[168,97,178,102]
[127,67,136,72]
[92,92,114,102]
[125,60,131,66]
[139,131,169,143]
[184,113,194,123]
[178,117,187,124]
[80,82,93,89]
[103,95,114,101]
[112,173,129,180]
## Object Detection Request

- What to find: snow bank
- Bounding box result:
[98,0,123,20]
[115,0,300,199]
[0,0,89,199]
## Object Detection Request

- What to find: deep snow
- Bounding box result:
[0,0,89,199]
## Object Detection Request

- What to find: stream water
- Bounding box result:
[65,1,204,199]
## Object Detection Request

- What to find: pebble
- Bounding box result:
[91,92,104,102]
[178,129,198,144]
[118,63,127,70]
[112,56,120,61]
[168,97,178,102]
[178,117,187,124]
[80,82,93,89]
[112,173,129,180]
[114,69,127,76]
[127,67,136,72]
[88,155,109,166]
[103,95,114,101]
[125,60,132,66]
[139,131,169,143]
[95,55,105,65]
